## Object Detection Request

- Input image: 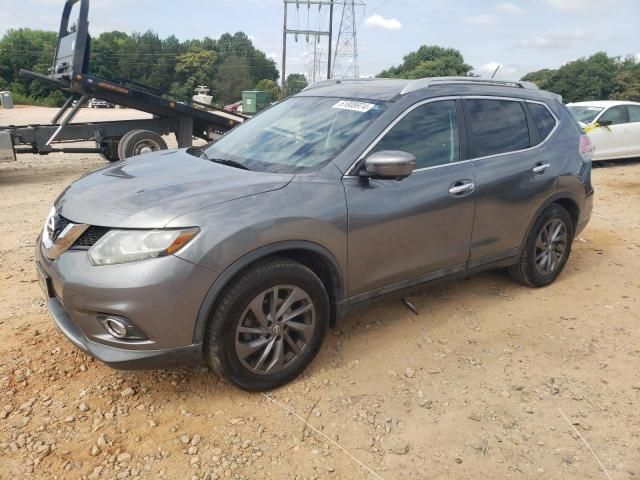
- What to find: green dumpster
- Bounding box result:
[242,90,271,115]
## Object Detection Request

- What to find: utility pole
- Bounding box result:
[281,4,288,97]
[327,1,333,79]
[332,1,363,78]
[281,0,335,98]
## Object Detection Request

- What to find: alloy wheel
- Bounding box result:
[534,218,568,275]
[235,285,316,375]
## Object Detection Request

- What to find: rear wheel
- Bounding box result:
[117,130,167,160]
[509,204,574,287]
[206,258,329,391]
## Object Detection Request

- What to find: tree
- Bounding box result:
[215,32,278,88]
[173,49,217,98]
[0,29,58,104]
[255,79,279,100]
[285,73,308,97]
[520,68,556,90]
[0,28,280,107]
[378,45,472,79]
[214,55,250,104]
[612,56,640,102]
[521,52,639,103]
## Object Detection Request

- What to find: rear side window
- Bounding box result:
[528,102,557,140]
[465,99,530,158]
[627,105,640,123]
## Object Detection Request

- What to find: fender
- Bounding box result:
[192,240,345,344]
[518,191,581,251]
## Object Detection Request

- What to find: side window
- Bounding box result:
[528,102,557,141]
[627,105,640,123]
[599,106,629,125]
[465,99,530,158]
[371,100,460,169]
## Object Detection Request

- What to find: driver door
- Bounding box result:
[343,99,476,300]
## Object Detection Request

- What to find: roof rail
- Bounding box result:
[302,77,377,92]
[400,77,539,95]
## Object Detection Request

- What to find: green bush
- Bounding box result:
[11,91,65,107]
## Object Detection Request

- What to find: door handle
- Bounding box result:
[532,163,551,174]
[449,181,475,196]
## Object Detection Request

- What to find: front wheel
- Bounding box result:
[509,204,574,287]
[206,259,329,391]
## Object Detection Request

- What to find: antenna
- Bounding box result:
[491,64,501,79]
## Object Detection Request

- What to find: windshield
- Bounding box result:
[568,105,603,124]
[204,96,385,173]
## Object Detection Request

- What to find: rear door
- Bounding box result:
[463,97,558,267]
[625,105,640,156]
[591,105,630,160]
[343,98,476,300]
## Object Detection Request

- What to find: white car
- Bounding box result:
[88,98,114,109]
[567,101,640,161]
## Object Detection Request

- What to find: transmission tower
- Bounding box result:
[332,1,363,78]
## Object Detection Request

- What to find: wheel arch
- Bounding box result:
[520,192,581,250]
[193,241,345,345]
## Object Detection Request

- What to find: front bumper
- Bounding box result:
[35,235,217,370]
[48,295,202,369]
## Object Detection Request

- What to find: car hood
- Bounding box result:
[55,149,294,228]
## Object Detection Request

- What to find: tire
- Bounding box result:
[118,130,167,160]
[97,138,121,162]
[206,258,330,391]
[117,130,137,160]
[509,204,574,287]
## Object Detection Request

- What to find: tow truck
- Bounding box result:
[0,0,246,163]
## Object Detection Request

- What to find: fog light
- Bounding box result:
[103,317,128,338]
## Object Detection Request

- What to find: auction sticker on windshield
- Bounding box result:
[332,100,376,113]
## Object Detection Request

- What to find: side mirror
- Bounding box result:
[598,119,612,127]
[361,150,416,180]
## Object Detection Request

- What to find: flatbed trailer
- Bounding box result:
[0,0,245,163]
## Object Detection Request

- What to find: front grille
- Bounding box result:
[52,215,110,250]
[52,215,72,241]
[73,226,110,248]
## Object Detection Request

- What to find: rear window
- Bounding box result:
[528,102,557,140]
[465,99,530,158]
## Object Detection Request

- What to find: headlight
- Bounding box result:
[88,228,199,266]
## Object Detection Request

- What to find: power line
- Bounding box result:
[281,0,335,96]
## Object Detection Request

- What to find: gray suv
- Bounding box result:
[35,77,594,390]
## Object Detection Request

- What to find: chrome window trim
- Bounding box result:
[343,96,461,177]
[343,95,560,178]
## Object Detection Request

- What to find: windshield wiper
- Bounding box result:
[208,157,251,171]
[197,147,251,171]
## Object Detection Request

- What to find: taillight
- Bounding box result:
[580,134,594,162]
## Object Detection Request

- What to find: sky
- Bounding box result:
[0,0,638,81]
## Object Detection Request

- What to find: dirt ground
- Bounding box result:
[1,106,638,480]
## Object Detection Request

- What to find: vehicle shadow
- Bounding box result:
[108,239,605,398]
